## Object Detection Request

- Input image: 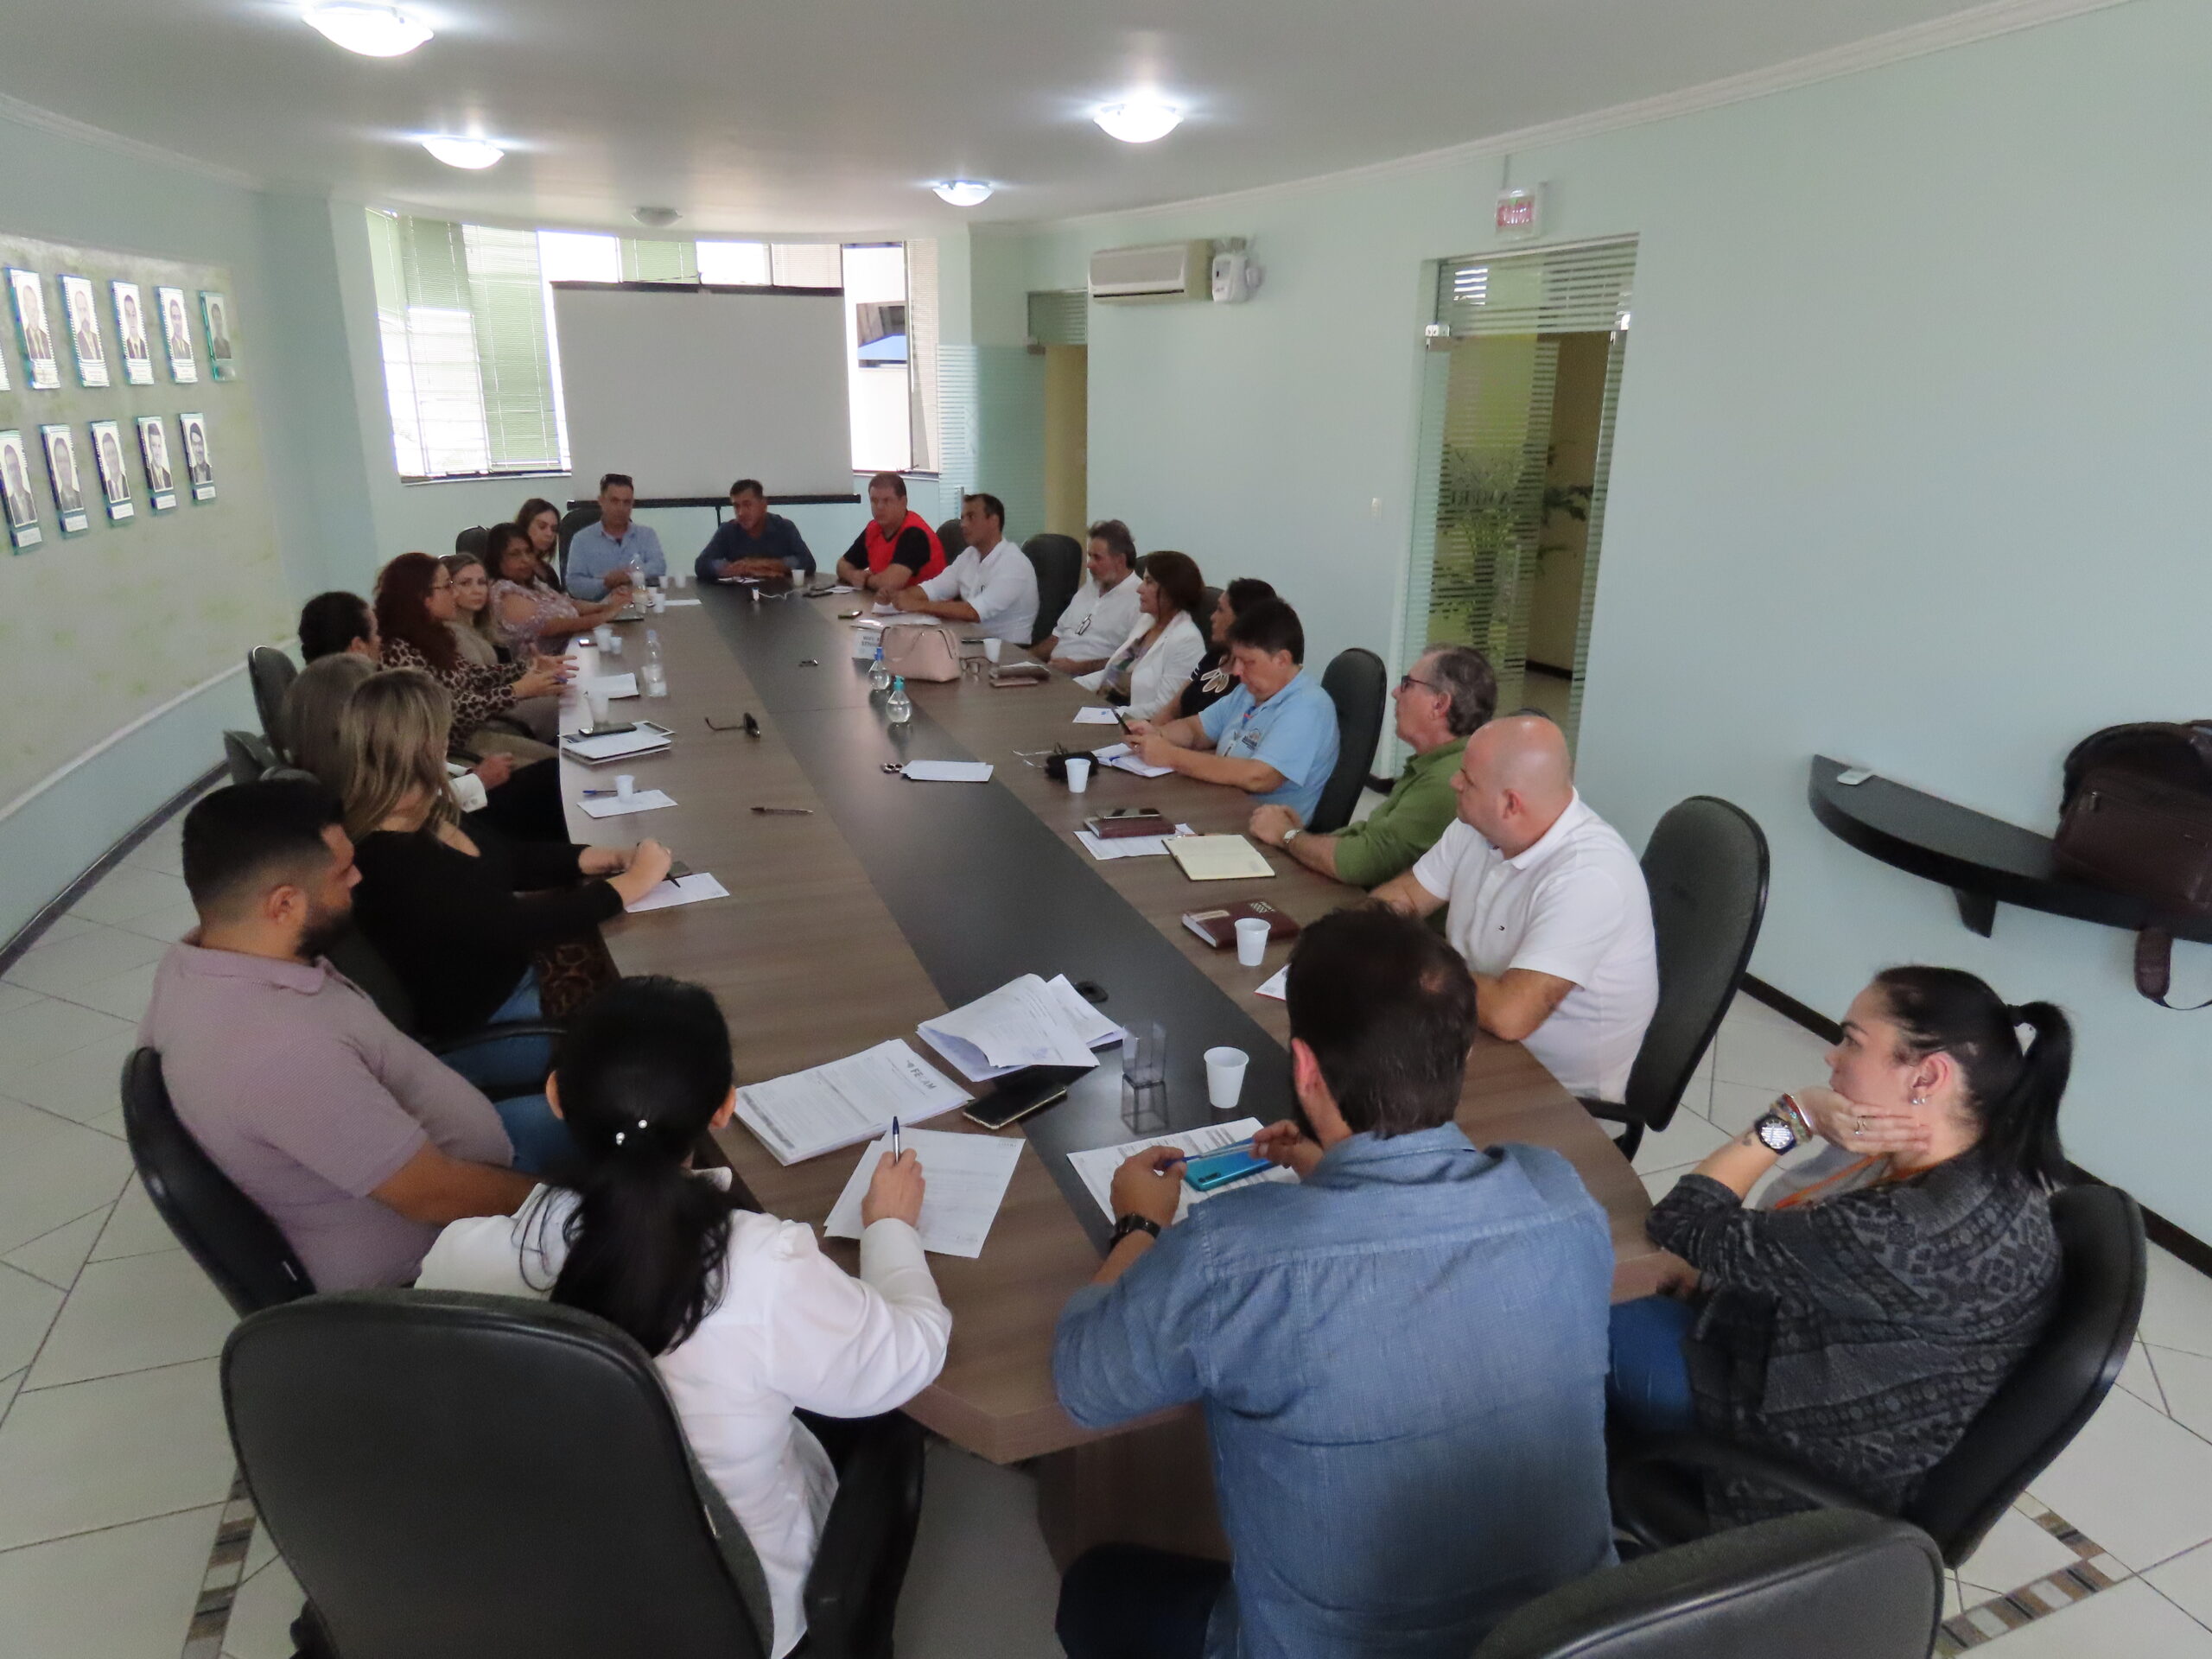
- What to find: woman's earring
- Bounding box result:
[1910,1094,1927,1107]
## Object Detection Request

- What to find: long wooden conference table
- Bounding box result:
[561,584,1662,1560]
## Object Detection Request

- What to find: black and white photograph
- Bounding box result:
[156,283,196,383]
[200,289,238,379]
[0,429,41,549]
[111,279,154,385]
[9,268,59,390]
[39,423,89,533]
[178,410,215,500]
[59,274,108,387]
[136,413,176,510]
[89,419,133,522]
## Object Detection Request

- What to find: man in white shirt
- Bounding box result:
[1373,715,1657,1102]
[890,491,1039,644]
[1038,518,1141,669]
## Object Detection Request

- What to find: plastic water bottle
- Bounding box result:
[642,629,669,697]
[887,676,912,726]
[868,646,891,693]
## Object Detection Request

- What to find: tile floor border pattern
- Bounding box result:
[1936,1498,2129,1652]
[181,1475,255,1659]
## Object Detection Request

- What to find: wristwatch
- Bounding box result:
[1752,1108,1801,1155]
[1109,1213,1162,1248]
[1281,828,1303,848]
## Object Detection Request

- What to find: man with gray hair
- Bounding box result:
[1250,644,1497,889]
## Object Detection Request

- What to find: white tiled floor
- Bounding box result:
[8,816,2212,1654]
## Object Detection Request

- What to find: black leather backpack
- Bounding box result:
[2055,721,2212,1006]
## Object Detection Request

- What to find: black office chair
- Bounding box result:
[321,931,564,1097]
[120,1048,313,1319]
[556,504,602,582]
[1473,1510,1942,1659]
[1611,1182,2146,1569]
[223,1290,925,1659]
[222,729,279,785]
[935,516,967,560]
[246,646,297,753]
[1309,648,1388,834]
[1022,533,1084,645]
[454,524,490,558]
[1580,798,1770,1159]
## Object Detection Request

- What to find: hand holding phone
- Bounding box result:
[1182,1141,1273,1193]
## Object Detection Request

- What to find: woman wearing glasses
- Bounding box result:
[376,551,565,753]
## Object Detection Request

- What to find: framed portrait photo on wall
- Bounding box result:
[111,280,155,385]
[59,275,108,388]
[136,415,177,511]
[199,289,238,380]
[40,424,90,535]
[0,429,41,549]
[10,270,60,390]
[156,284,197,384]
[89,419,133,523]
[178,411,215,501]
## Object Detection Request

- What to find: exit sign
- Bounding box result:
[1496,186,1541,239]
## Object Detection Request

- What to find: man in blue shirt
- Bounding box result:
[694,477,816,582]
[1129,597,1338,821]
[1052,906,1615,1659]
[564,473,665,601]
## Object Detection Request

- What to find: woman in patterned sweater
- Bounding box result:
[1610,966,2070,1523]
[376,551,565,753]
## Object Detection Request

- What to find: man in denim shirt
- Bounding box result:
[1052,906,1614,1659]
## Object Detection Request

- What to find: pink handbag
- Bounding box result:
[880,625,962,683]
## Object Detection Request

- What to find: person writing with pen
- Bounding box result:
[1050,906,1614,1659]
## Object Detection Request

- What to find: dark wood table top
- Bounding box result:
[563,590,1662,1462]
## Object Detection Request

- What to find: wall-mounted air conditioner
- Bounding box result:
[1089,240,1212,303]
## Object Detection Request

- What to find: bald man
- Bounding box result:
[1373,715,1656,1101]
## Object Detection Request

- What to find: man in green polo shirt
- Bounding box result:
[1249,645,1496,888]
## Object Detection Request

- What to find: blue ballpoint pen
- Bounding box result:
[891,1117,901,1160]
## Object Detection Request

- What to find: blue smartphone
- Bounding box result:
[1183,1142,1272,1193]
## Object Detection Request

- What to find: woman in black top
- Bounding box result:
[1609,966,2069,1524]
[338,671,672,1046]
[1171,576,1275,721]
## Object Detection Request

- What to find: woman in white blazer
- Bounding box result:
[417,978,948,1659]
[1094,550,1210,721]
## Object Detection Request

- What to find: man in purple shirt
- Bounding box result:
[138,779,538,1290]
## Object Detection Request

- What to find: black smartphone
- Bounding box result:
[963,1065,1089,1130]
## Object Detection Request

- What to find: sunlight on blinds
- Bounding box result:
[697,240,772,286]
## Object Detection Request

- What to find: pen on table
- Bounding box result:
[751,805,813,816]
[891,1117,902,1160]
[581,788,618,798]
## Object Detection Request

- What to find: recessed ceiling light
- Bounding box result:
[422,137,505,169]
[304,3,433,58]
[931,181,994,207]
[1094,101,1181,143]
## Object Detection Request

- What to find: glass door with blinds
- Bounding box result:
[1403,238,1634,747]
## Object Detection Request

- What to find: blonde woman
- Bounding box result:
[340,672,671,1094]
[442,552,506,670]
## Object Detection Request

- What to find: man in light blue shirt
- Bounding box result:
[1130,597,1338,821]
[1052,906,1615,1659]
[564,473,665,601]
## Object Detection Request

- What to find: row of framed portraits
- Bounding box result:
[0,413,215,547]
[3,269,236,391]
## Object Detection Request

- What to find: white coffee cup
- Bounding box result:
[982,637,1004,664]
[1066,757,1091,794]
[1205,1047,1250,1111]
[593,625,614,651]
[615,772,635,800]
[586,684,612,726]
[1235,916,1271,967]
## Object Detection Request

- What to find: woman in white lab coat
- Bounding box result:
[417,976,948,1659]
[1095,550,1209,722]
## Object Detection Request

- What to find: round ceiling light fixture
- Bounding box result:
[304,3,433,57]
[632,205,683,227]
[421,136,505,169]
[1093,101,1181,143]
[931,181,994,207]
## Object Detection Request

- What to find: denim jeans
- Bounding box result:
[1607,1295,1700,1439]
[440,972,574,1177]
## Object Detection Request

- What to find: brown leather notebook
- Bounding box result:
[1180,899,1301,949]
[1086,810,1168,840]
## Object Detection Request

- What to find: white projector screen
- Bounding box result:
[552,283,854,499]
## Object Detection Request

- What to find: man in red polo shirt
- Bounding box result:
[835,471,947,595]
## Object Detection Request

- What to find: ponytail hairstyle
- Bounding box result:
[544,976,740,1356]
[1872,966,2073,1185]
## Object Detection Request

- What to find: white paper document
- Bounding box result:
[579,789,676,819]
[593,672,639,699]
[1071,706,1123,725]
[1075,823,1195,861]
[623,872,729,912]
[1065,1118,1295,1225]
[563,725,674,763]
[918,973,1124,1083]
[900,760,995,784]
[1093,741,1175,779]
[734,1039,972,1166]
[1073,671,1106,693]
[1255,966,1288,1001]
[660,596,702,607]
[823,1129,1024,1258]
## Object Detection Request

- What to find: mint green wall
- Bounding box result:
[1007,0,2212,1232]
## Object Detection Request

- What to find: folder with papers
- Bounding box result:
[916,974,1125,1084]
[732,1039,972,1165]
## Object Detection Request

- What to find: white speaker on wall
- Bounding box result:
[1210,250,1262,304]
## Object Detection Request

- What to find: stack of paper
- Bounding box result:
[900,760,994,783]
[1076,823,1195,861]
[1065,1118,1296,1225]
[733,1039,973,1166]
[661,596,704,607]
[1071,707,1125,726]
[1093,741,1174,779]
[581,788,676,819]
[918,973,1125,1083]
[563,724,673,763]
[624,872,728,913]
[593,672,639,699]
[823,1129,1024,1257]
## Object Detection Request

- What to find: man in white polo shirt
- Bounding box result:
[890,490,1039,644]
[1374,715,1656,1101]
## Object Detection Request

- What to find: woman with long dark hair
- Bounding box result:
[1094,551,1209,721]
[1169,575,1276,721]
[1609,966,2071,1522]
[375,551,564,748]
[418,977,950,1659]
[493,516,623,654]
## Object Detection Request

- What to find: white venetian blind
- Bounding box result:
[1434,238,1637,339]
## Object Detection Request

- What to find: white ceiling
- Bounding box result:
[5,0,2016,233]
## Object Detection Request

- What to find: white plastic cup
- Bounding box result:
[593,625,614,651]
[607,634,624,656]
[615,772,635,800]
[587,684,612,726]
[1205,1047,1250,1111]
[982,637,1005,664]
[1066,757,1091,794]
[1235,917,1271,967]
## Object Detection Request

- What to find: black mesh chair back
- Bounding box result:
[454,524,490,557]
[1474,1510,1942,1659]
[121,1047,313,1318]
[1310,648,1388,833]
[556,504,602,581]
[223,1291,775,1659]
[936,517,967,560]
[1022,533,1084,645]
[222,729,277,785]
[246,647,296,753]
[1903,1183,2145,1560]
[1589,798,1770,1154]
